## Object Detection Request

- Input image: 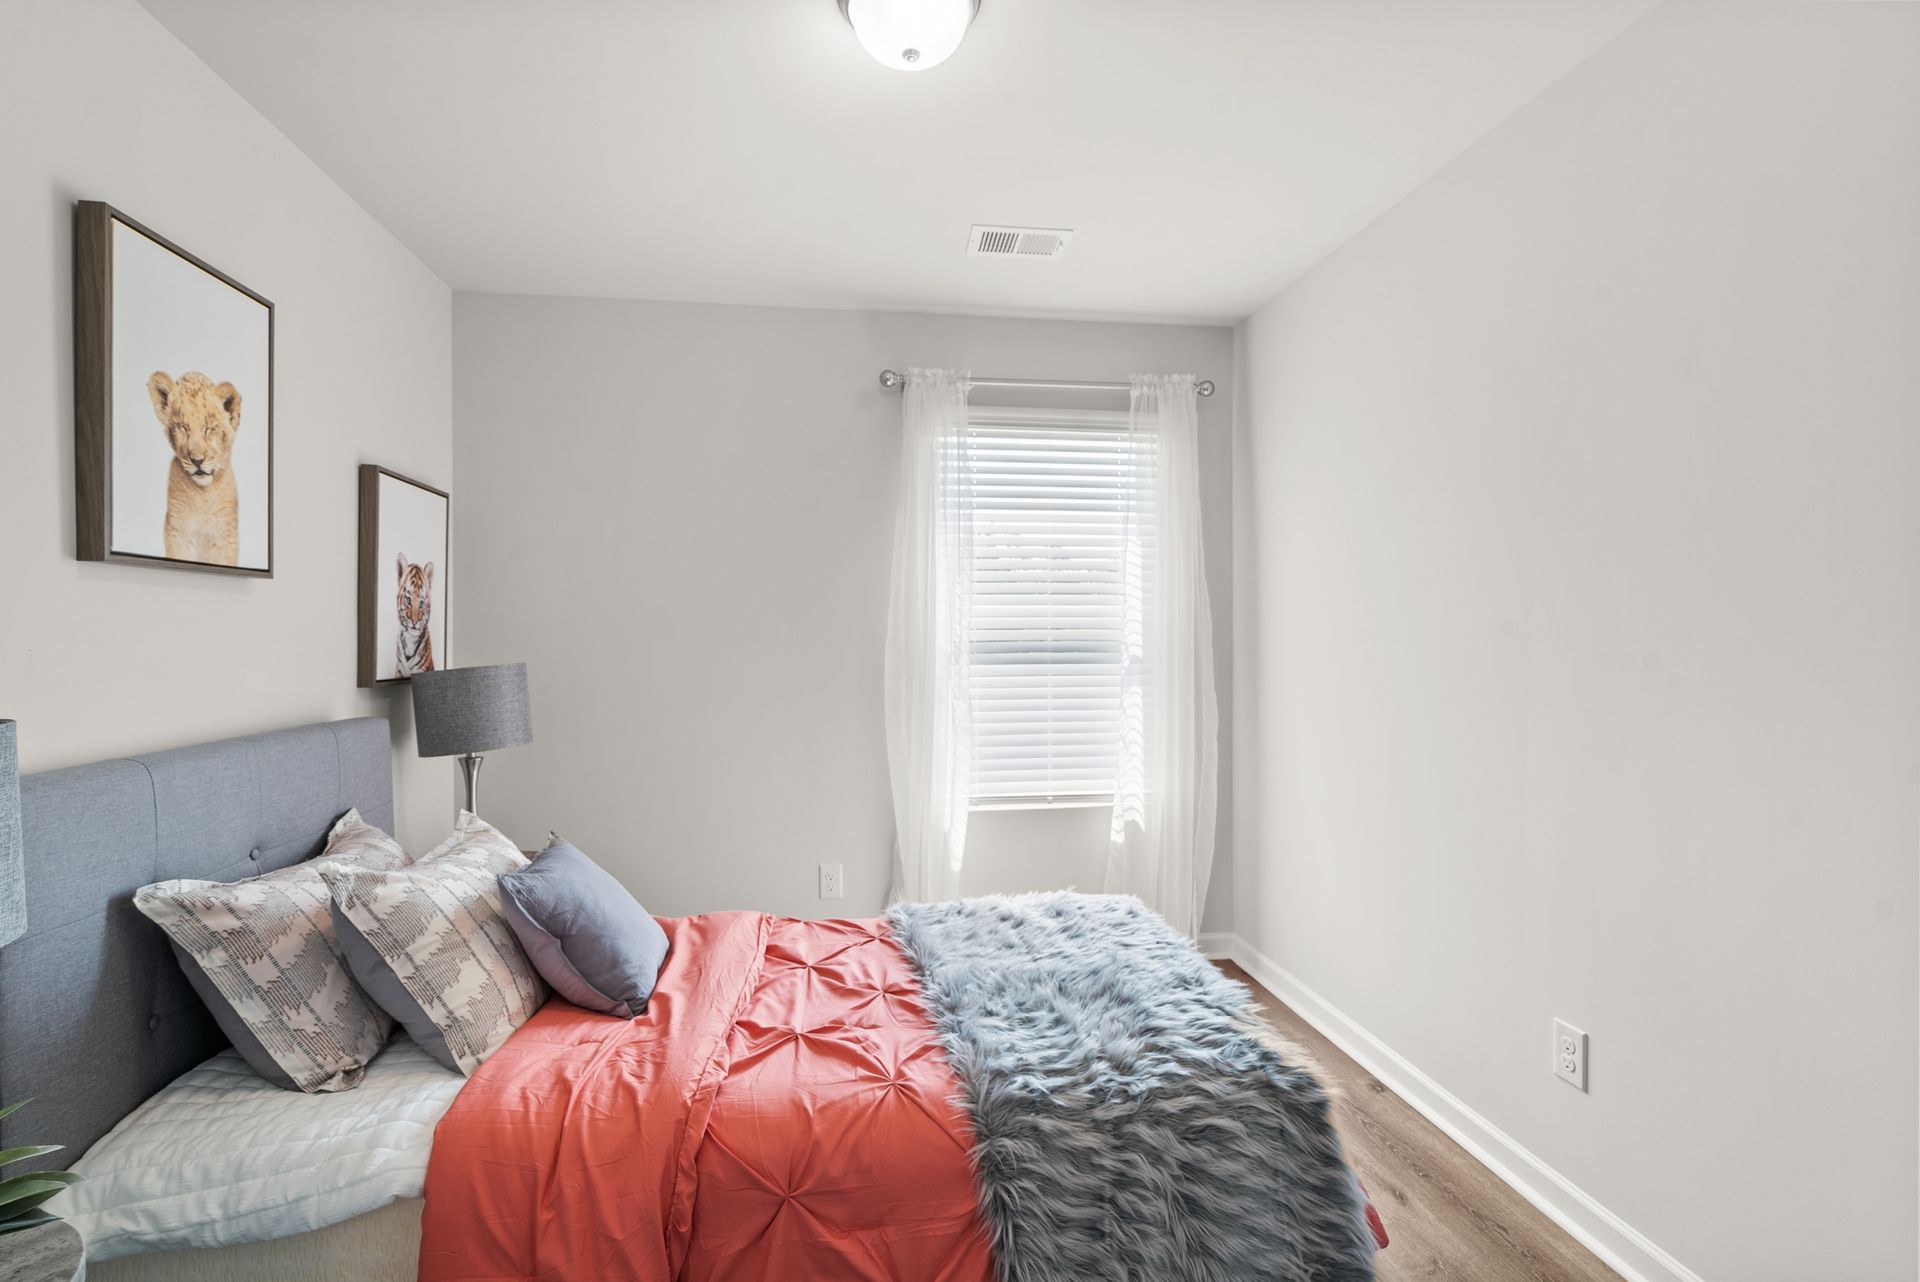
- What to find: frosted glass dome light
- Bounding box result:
[839,0,980,72]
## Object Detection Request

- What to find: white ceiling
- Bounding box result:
[138,0,1659,324]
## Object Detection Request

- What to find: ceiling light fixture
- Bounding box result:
[837,0,980,72]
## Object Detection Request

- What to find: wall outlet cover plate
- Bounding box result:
[1553,1018,1588,1092]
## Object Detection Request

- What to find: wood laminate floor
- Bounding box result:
[1217,961,1621,1282]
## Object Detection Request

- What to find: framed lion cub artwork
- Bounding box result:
[74,201,273,575]
[357,465,450,687]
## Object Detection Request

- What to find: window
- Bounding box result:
[965,405,1153,807]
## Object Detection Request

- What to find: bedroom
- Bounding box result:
[0,2,1913,1281]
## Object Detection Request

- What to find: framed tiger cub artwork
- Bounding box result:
[357,465,450,687]
[74,201,275,575]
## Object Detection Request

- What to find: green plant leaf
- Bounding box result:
[0,1176,80,1220]
[0,1145,61,1169]
[0,1170,82,1200]
[0,1099,80,1226]
[0,1208,56,1234]
[0,1187,70,1220]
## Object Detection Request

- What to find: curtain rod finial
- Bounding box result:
[880,369,905,390]
[1196,380,1215,398]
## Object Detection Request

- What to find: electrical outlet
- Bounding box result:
[1553,1018,1587,1092]
[818,864,844,900]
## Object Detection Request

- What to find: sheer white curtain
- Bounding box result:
[884,368,973,903]
[1106,373,1219,936]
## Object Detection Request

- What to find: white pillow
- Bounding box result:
[54,1036,460,1261]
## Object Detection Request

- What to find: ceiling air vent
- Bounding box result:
[968,224,1073,259]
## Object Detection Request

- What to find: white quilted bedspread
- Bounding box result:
[51,1035,463,1262]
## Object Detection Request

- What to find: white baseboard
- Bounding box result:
[1213,933,1703,1282]
[1196,931,1237,960]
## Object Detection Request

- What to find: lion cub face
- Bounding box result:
[148,371,241,488]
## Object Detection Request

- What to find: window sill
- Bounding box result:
[969,795,1113,813]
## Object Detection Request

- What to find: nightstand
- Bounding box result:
[0,1221,84,1282]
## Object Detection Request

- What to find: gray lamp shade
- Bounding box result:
[0,720,24,948]
[410,664,533,758]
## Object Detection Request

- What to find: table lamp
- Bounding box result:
[409,664,532,818]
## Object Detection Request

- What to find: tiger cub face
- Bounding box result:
[395,553,435,672]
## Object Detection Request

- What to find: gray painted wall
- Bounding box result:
[1,0,455,854]
[1233,4,1920,1277]
[452,293,1234,926]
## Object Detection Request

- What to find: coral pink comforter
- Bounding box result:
[418,912,994,1282]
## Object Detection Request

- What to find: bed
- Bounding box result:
[1,719,1382,1281]
[0,720,431,1281]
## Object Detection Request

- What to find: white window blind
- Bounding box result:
[966,405,1154,806]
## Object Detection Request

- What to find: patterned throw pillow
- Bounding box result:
[322,813,549,1076]
[134,808,411,1093]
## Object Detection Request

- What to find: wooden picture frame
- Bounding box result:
[358,465,451,688]
[74,201,275,576]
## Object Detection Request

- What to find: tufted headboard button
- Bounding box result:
[147,1015,161,1031]
[248,847,261,862]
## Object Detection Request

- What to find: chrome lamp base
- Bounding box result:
[457,753,484,817]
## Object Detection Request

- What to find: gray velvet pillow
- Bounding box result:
[498,838,668,1019]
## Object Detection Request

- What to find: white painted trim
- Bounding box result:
[1196,931,1237,960]
[1214,933,1705,1282]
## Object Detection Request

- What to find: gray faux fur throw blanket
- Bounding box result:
[888,893,1377,1282]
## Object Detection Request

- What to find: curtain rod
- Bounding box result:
[877,369,1215,398]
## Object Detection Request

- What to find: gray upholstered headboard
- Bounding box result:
[0,718,394,1171]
